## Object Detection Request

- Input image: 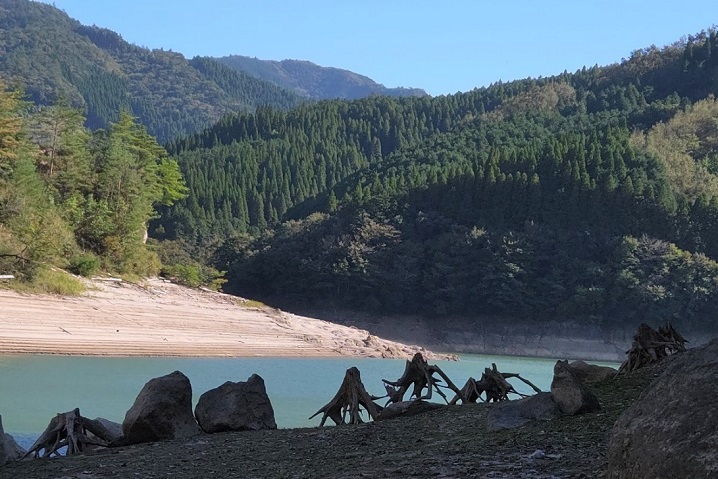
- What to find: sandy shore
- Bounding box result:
[0,278,450,359]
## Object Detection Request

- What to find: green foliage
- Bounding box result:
[68,252,100,277]
[0,79,188,281]
[7,265,86,296]
[153,239,226,290]
[10,266,86,295]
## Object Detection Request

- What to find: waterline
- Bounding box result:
[0,354,618,447]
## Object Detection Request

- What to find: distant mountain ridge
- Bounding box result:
[215,55,428,100]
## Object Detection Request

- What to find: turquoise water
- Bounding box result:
[0,354,617,447]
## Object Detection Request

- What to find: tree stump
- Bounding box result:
[449,363,542,404]
[618,323,688,374]
[25,408,117,458]
[381,352,466,404]
[309,367,382,426]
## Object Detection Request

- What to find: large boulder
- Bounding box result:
[486,392,562,431]
[122,371,200,444]
[551,360,600,415]
[607,339,718,479]
[568,360,617,384]
[0,415,26,465]
[195,374,277,433]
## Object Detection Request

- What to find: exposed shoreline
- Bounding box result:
[0,278,453,361]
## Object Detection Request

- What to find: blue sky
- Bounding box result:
[42,0,716,96]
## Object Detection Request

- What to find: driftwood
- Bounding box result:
[309,367,382,426]
[25,408,116,458]
[381,353,466,404]
[618,323,687,374]
[449,363,542,404]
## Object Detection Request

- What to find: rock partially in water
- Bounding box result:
[195,374,277,433]
[122,370,200,444]
[485,392,562,431]
[607,338,718,479]
[551,360,600,415]
[0,414,26,465]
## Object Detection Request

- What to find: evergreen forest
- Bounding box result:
[157,29,718,333]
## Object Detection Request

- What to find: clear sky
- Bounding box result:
[40,0,716,96]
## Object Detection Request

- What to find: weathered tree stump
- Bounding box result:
[309,367,382,426]
[25,408,117,458]
[449,363,542,404]
[618,323,688,374]
[381,352,466,404]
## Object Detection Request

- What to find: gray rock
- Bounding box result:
[551,360,600,415]
[195,374,276,433]
[568,360,617,384]
[485,392,562,431]
[0,415,26,465]
[122,370,200,444]
[607,338,718,479]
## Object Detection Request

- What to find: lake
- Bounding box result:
[0,354,618,448]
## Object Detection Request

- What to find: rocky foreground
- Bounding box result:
[3,342,712,479]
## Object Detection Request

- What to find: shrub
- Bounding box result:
[68,253,100,277]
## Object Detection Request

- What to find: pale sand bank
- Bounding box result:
[0,278,451,360]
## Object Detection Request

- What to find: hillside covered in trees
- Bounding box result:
[154,29,718,334]
[216,55,427,100]
[0,0,306,142]
[0,0,430,143]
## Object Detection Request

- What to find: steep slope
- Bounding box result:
[0,0,303,141]
[157,29,718,334]
[216,55,427,100]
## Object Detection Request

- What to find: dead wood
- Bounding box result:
[381,352,466,404]
[309,367,382,426]
[449,363,542,404]
[25,408,116,458]
[617,323,688,374]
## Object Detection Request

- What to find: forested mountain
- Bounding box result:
[215,56,427,100]
[155,29,718,333]
[0,0,303,142]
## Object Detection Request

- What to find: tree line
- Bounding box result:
[0,79,187,284]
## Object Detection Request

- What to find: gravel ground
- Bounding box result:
[0,359,663,479]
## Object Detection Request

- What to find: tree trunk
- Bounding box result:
[25,408,116,458]
[309,367,382,426]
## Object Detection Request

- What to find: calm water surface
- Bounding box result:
[0,354,618,447]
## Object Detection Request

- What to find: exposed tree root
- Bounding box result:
[310,367,382,426]
[450,363,542,404]
[618,323,687,374]
[381,352,466,404]
[25,408,116,458]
